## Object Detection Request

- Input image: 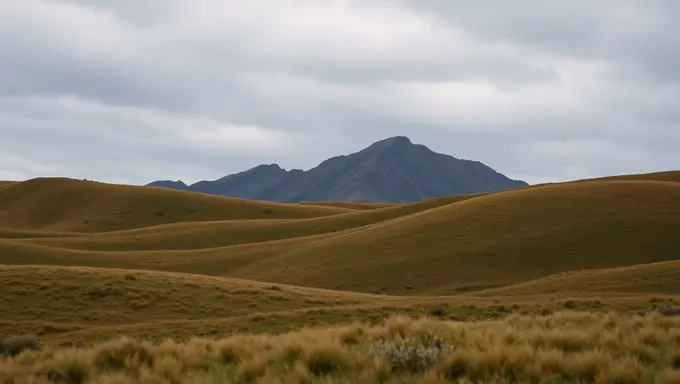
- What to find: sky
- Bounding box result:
[1,0,679,186]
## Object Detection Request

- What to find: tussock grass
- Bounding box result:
[3,312,680,383]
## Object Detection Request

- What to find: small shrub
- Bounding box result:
[540,308,554,316]
[0,334,39,357]
[371,334,447,374]
[86,285,122,299]
[428,307,447,317]
[659,306,680,317]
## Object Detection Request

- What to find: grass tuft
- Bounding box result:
[303,344,349,376]
[0,334,39,357]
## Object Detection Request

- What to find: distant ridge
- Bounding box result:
[147,136,528,203]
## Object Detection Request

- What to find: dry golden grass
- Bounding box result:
[0,265,381,337]
[0,178,352,232]
[1,264,677,349]
[472,259,680,297]
[3,172,680,382]
[1,193,483,252]
[4,312,680,383]
[2,177,680,297]
[222,180,680,294]
[584,169,680,183]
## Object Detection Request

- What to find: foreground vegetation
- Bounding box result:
[4,312,680,383]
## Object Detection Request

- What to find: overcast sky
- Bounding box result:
[1,0,679,185]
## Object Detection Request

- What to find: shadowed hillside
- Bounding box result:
[0,178,352,232]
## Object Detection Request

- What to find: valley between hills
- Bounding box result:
[2,170,680,383]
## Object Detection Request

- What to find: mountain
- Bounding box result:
[146,136,528,203]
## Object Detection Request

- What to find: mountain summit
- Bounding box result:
[147,136,528,203]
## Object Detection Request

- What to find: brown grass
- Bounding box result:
[1,264,677,348]
[0,177,352,232]
[2,178,680,296]
[471,259,680,297]
[2,172,680,381]
[223,180,680,294]
[3,312,680,383]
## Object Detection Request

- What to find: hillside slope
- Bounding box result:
[224,180,680,294]
[0,178,352,232]
[0,265,379,338]
[470,259,680,297]
[2,176,680,297]
[148,136,528,203]
[10,193,484,252]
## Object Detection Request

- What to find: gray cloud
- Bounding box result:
[0,0,678,186]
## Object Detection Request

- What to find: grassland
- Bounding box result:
[5,312,680,383]
[1,171,680,382]
[2,176,679,295]
[0,178,352,233]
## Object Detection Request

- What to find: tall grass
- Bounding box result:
[3,311,680,383]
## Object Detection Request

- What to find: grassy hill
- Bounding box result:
[0,265,378,338]
[0,264,669,347]
[224,180,680,294]
[4,193,484,252]
[2,170,680,383]
[0,265,523,345]
[1,176,680,296]
[471,259,680,297]
[0,178,352,232]
[588,170,680,183]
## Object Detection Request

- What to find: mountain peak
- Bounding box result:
[386,135,412,143]
[379,136,412,145]
[367,136,414,151]
[146,136,528,203]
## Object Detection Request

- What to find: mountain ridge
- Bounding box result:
[147,136,528,203]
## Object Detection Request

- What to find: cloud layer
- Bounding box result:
[1,0,679,185]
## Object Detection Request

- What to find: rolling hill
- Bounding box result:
[2,172,680,356]
[148,136,528,203]
[1,173,680,296]
[0,177,352,233]
[222,179,680,294]
[469,258,680,297]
